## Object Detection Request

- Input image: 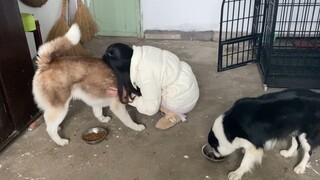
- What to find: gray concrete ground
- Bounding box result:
[0,37,319,180]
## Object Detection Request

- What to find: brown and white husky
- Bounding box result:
[32,24,145,146]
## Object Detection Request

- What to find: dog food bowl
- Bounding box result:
[201,144,226,162]
[82,127,108,144]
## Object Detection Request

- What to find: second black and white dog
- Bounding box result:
[207,88,320,180]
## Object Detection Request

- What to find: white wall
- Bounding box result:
[18,0,223,57]
[140,0,222,32]
[18,0,77,58]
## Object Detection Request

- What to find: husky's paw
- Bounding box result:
[97,116,111,123]
[56,138,69,146]
[132,124,145,131]
[228,171,242,180]
[294,164,306,174]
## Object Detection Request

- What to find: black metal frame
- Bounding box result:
[218,0,267,71]
[218,0,320,89]
[261,0,320,88]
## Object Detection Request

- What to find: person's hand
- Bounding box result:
[106,87,137,102]
[106,87,129,98]
[106,87,118,97]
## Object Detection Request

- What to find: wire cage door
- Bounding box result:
[260,0,320,88]
[218,0,267,71]
[218,0,320,88]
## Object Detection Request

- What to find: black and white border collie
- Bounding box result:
[207,88,320,180]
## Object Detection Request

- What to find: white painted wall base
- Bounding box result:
[144,30,219,41]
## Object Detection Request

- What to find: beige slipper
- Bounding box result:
[155,114,181,130]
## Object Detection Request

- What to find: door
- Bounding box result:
[0,85,14,145]
[0,0,39,150]
[217,0,267,71]
[85,0,141,37]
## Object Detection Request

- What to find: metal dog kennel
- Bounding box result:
[218,0,320,89]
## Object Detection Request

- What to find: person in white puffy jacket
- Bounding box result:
[102,43,199,130]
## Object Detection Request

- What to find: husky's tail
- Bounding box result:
[36,24,81,71]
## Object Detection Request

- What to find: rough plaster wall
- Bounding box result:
[140,0,222,32]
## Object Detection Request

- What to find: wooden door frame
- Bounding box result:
[0,0,40,151]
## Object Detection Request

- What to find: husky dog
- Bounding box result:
[32,24,145,146]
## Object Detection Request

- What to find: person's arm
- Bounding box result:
[129,79,161,116]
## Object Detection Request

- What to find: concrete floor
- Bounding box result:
[0,37,319,180]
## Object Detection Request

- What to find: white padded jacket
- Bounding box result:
[129,45,199,119]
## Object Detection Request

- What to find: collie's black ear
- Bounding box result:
[208,129,219,148]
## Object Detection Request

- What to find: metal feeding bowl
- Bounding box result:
[82,127,108,144]
[201,144,226,162]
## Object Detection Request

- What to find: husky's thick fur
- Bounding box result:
[33,24,145,146]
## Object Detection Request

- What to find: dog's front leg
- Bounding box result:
[93,106,111,123]
[280,135,298,158]
[110,99,145,131]
[228,139,264,180]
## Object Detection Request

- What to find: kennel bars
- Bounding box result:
[218,0,320,89]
